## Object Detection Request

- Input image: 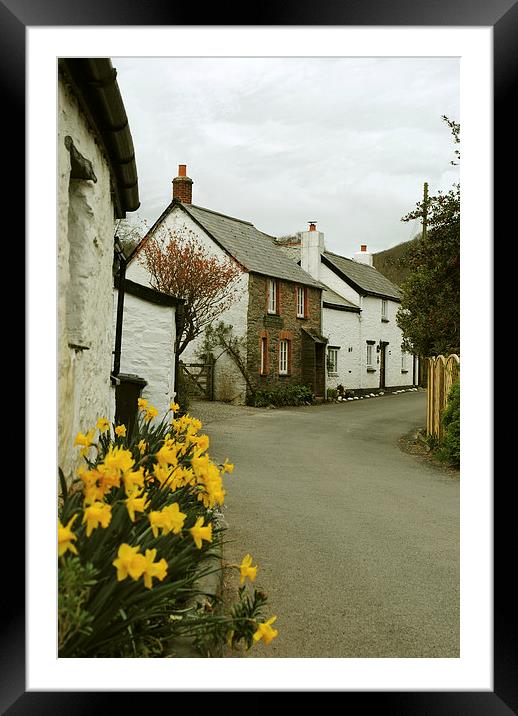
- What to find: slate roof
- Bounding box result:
[181,203,320,288]
[321,285,360,312]
[322,251,402,301]
[129,200,320,289]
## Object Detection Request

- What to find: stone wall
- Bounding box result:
[58,76,117,479]
[246,273,323,394]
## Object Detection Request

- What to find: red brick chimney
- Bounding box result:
[172,164,193,203]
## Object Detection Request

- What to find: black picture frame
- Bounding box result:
[10,0,508,711]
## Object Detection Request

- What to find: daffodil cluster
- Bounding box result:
[58,404,274,658]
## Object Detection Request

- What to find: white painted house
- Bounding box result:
[127,166,325,404]
[58,58,139,478]
[277,226,418,394]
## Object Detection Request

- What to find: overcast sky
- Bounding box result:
[114,57,459,257]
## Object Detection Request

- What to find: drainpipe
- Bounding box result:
[173,303,186,397]
[112,235,126,379]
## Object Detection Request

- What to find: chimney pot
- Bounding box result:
[309,221,317,232]
[172,164,193,203]
[361,244,367,252]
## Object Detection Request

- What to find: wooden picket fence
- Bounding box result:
[426,354,460,439]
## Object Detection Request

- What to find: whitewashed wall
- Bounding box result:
[358,296,414,389]
[320,265,414,390]
[58,77,117,479]
[319,263,362,306]
[127,206,250,404]
[113,289,176,419]
[323,307,362,392]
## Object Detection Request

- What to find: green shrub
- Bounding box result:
[58,404,277,657]
[175,366,191,416]
[247,384,314,408]
[326,388,338,402]
[439,380,460,467]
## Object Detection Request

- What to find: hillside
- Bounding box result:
[372,236,420,287]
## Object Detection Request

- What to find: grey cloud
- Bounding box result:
[114,56,459,257]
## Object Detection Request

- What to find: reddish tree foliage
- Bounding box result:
[139,227,243,356]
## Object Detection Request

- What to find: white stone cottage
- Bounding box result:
[112,275,183,422]
[58,58,140,477]
[127,166,326,404]
[276,226,418,394]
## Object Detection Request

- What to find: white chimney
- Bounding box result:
[353,244,373,266]
[301,221,325,280]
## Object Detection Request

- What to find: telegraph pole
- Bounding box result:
[422,181,429,240]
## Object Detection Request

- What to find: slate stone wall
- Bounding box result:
[246,273,323,394]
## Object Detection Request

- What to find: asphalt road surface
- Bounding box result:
[192,392,459,658]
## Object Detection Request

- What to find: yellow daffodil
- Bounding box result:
[96,417,110,433]
[78,467,105,505]
[144,406,158,422]
[83,501,112,537]
[113,543,146,581]
[137,398,148,410]
[149,502,186,537]
[138,439,147,455]
[152,463,174,489]
[103,445,135,473]
[123,466,145,496]
[189,517,212,549]
[190,434,209,456]
[191,453,211,478]
[125,490,149,522]
[142,548,168,589]
[74,429,95,456]
[170,401,180,412]
[239,554,258,585]
[58,514,78,557]
[253,616,278,646]
[222,459,234,474]
[115,424,126,437]
[156,439,179,467]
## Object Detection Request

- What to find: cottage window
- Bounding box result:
[401,351,408,372]
[260,336,268,375]
[296,286,305,318]
[267,279,277,314]
[366,343,373,368]
[381,300,388,321]
[279,339,289,375]
[327,347,339,375]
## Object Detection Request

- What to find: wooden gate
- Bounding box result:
[179,359,214,401]
[426,354,460,438]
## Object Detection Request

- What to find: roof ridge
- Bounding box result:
[325,249,384,273]
[187,203,255,227]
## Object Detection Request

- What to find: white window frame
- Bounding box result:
[327,347,338,375]
[381,299,388,320]
[279,339,289,375]
[268,279,277,314]
[366,343,373,368]
[296,286,305,318]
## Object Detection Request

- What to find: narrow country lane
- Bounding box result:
[193,392,459,658]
